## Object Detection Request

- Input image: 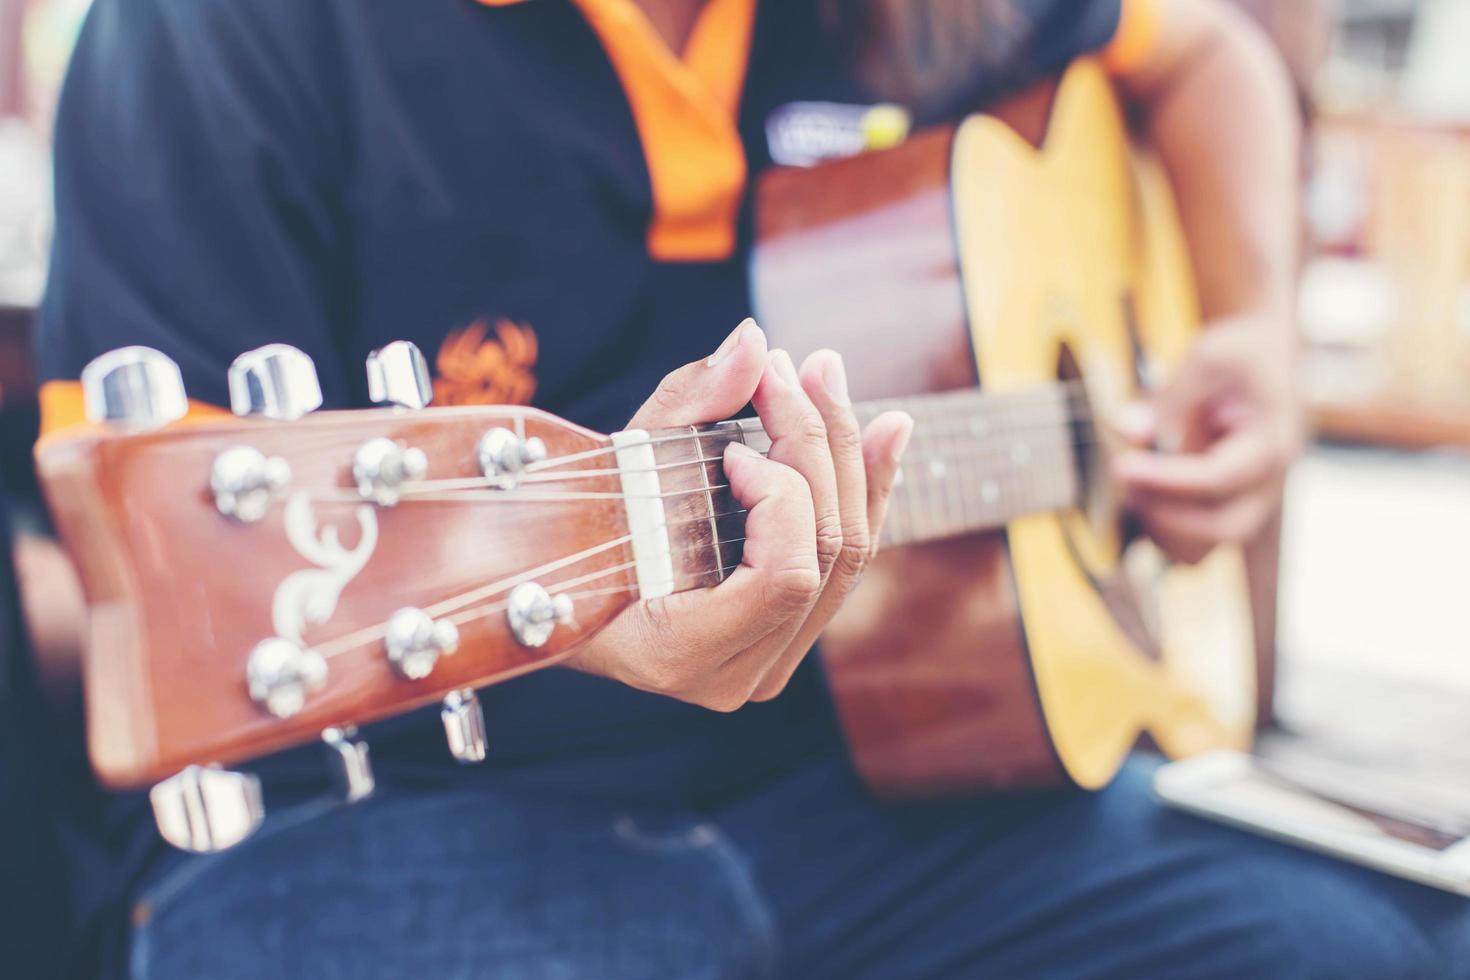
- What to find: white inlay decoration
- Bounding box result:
[1011,443,1031,465]
[274,491,379,644]
[613,429,674,599]
[981,480,1000,504]
[928,459,948,480]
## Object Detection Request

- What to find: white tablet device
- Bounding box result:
[1154,750,1470,896]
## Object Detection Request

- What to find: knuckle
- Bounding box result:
[825,413,862,452]
[797,412,829,450]
[814,512,845,561]
[832,540,869,584]
[764,565,822,613]
[649,374,688,415]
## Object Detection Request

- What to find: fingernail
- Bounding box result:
[1114,402,1155,442]
[707,319,752,367]
[890,415,914,464]
[820,351,850,407]
[770,349,800,387]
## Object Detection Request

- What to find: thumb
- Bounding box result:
[627,318,769,429]
[1143,339,1233,454]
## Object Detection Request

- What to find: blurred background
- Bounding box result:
[1,0,1468,774]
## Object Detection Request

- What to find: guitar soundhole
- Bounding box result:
[1055,342,1165,662]
[1056,343,1107,530]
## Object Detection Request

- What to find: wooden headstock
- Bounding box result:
[40,368,642,788]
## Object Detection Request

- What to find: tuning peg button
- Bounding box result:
[245,637,328,718]
[321,726,375,804]
[81,346,188,429]
[442,689,488,764]
[228,344,323,421]
[150,765,265,853]
[366,340,432,410]
[384,607,460,680]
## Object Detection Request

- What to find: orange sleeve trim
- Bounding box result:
[1103,0,1165,75]
[38,379,230,442]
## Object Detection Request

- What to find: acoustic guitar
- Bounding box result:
[36,61,1273,852]
[755,60,1277,795]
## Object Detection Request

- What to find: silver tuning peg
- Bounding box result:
[228,343,323,420]
[366,340,432,410]
[150,765,265,853]
[441,688,488,763]
[321,726,375,803]
[81,346,188,429]
[477,428,548,490]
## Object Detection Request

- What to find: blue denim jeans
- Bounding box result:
[126,753,1470,979]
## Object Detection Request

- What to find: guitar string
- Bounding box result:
[519,385,1103,475]
[303,394,1103,658]
[316,434,1095,506]
[305,430,1084,664]
[311,509,751,660]
[438,536,749,633]
[382,398,1102,497]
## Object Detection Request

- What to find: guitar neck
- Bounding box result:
[637,384,1086,596]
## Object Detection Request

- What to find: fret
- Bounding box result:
[635,382,1086,577]
[691,430,725,584]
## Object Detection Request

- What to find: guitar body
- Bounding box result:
[754,62,1276,795]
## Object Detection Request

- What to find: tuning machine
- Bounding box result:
[228,343,324,421]
[477,428,547,490]
[507,582,574,648]
[366,340,432,410]
[246,638,328,719]
[150,765,265,854]
[321,726,375,804]
[81,346,189,429]
[441,689,488,763]
[383,607,460,680]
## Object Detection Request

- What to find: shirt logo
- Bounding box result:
[765,102,911,167]
[433,318,538,406]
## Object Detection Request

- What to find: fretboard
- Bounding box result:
[633,383,1086,595]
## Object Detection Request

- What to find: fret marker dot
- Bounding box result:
[894,468,905,486]
[1011,443,1031,465]
[928,460,947,480]
[981,481,1000,503]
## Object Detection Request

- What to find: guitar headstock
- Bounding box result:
[39,343,643,822]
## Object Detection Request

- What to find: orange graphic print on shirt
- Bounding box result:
[433,318,538,406]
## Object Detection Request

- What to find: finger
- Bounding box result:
[1130,488,1276,564]
[1111,401,1158,448]
[569,444,816,711]
[797,350,870,572]
[753,349,842,583]
[749,410,912,703]
[627,318,768,430]
[1147,332,1242,453]
[747,351,869,704]
[860,411,913,556]
[1113,427,1277,503]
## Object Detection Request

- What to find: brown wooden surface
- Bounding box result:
[755,124,1066,795]
[1311,393,1470,450]
[39,407,640,786]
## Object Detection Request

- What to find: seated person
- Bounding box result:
[36,0,1470,975]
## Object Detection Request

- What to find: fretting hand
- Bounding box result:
[564,319,914,710]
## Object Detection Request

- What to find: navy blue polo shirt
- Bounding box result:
[39,0,1141,802]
